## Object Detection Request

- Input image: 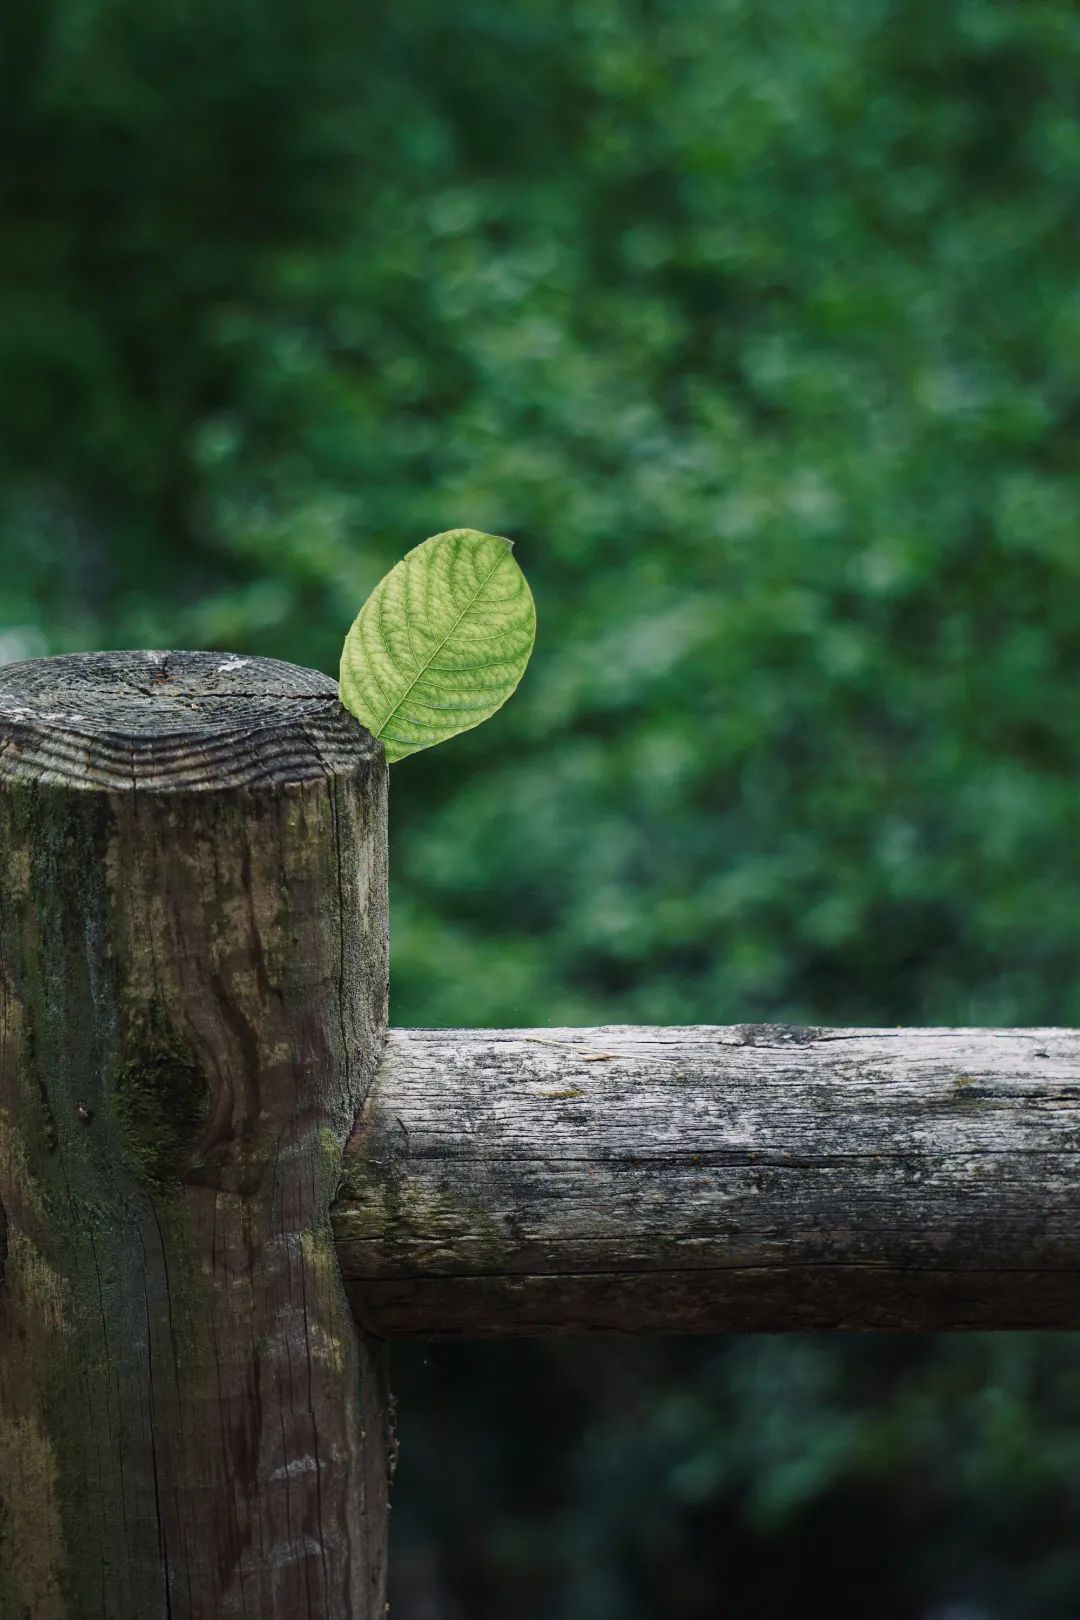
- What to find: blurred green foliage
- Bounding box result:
[2,0,1080,1614]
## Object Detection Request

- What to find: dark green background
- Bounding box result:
[3,1,1080,1613]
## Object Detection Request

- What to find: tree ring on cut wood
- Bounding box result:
[0,648,377,791]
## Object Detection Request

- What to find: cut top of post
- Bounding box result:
[0,649,380,791]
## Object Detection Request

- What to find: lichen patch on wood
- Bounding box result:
[0,1409,66,1620]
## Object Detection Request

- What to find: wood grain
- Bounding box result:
[334,1025,1080,1335]
[0,649,366,790]
[0,652,392,1620]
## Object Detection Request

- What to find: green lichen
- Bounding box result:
[0,1410,67,1620]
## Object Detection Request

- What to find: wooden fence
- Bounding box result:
[0,650,1075,1619]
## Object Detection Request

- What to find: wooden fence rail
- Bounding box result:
[0,650,1075,1620]
[336,1025,1080,1337]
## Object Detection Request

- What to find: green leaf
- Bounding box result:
[339,528,536,763]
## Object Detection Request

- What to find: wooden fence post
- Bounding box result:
[0,651,391,1620]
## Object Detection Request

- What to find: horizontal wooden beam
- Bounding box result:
[7,1024,1078,1338]
[333,1025,1080,1336]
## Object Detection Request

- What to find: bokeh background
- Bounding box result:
[3,1,1080,1614]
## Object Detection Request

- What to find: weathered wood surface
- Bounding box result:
[333,1025,1080,1336]
[0,652,392,1620]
